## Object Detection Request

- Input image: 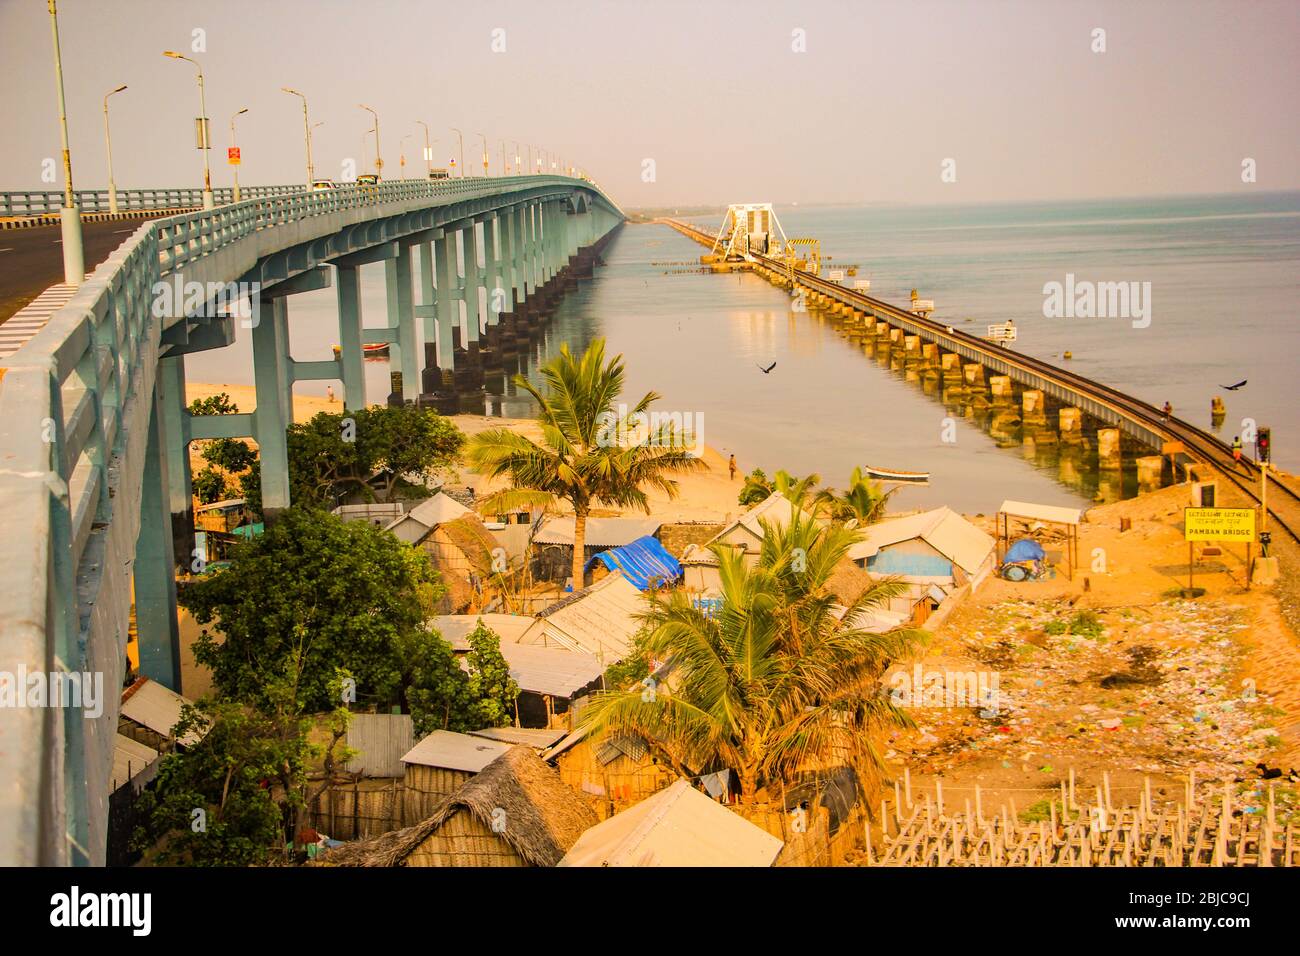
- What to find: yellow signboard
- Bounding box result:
[1184,507,1255,542]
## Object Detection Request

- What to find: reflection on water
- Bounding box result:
[188,221,1171,515]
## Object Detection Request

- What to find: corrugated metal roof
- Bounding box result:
[528,571,646,663]
[111,734,159,792]
[454,639,603,699]
[400,730,511,772]
[558,779,783,867]
[998,499,1082,526]
[848,507,994,575]
[533,516,662,547]
[586,535,683,590]
[119,678,202,745]
[468,726,567,749]
[431,613,539,646]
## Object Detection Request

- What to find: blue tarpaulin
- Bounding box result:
[586,535,683,590]
[1003,538,1046,564]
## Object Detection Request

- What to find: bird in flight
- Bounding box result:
[1220,380,1248,391]
[757,361,777,374]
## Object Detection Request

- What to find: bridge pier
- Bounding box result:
[1097,427,1123,470]
[134,377,182,691]
[1058,405,1083,443]
[331,242,400,410]
[383,242,421,405]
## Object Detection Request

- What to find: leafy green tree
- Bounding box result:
[737,468,772,506]
[405,630,477,738]
[182,507,444,713]
[135,675,354,866]
[188,392,240,417]
[133,698,309,866]
[187,394,258,505]
[579,511,924,801]
[193,467,229,505]
[738,468,821,508]
[287,405,464,509]
[467,339,706,588]
[815,467,896,525]
[464,621,520,728]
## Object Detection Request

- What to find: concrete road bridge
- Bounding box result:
[0,175,623,864]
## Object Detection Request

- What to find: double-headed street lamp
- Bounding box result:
[229,106,248,202]
[450,128,465,178]
[163,50,214,209]
[359,104,381,177]
[282,88,314,186]
[102,84,127,214]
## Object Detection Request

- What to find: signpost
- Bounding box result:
[1183,507,1256,592]
[986,321,1017,343]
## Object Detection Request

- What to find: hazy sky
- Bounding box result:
[2,0,1296,206]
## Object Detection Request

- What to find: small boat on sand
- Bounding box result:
[865,464,930,484]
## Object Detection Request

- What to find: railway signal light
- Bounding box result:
[1257,427,1271,464]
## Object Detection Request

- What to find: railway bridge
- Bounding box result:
[662,217,1300,547]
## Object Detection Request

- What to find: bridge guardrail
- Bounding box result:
[0,185,300,216]
[0,173,619,864]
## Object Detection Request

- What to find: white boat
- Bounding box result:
[865,464,931,484]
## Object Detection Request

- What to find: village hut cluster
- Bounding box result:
[290,489,1000,868]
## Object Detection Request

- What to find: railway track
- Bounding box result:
[662,218,1300,546]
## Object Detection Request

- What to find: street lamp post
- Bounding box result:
[282,88,314,186]
[359,104,381,178]
[48,0,84,286]
[163,50,214,209]
[477,132,488,177]
[416,120,433,179]
[400,134,413,178]
[102,84,127,214]
[451,128,465,178]
[229,106,248,202]
[512,141,520,176]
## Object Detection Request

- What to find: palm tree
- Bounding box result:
[578,511,924,802]
[816,466,895,525]
[466,339,707,589]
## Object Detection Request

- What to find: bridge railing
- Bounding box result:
[0,173,617,864]
[0,185,303,216]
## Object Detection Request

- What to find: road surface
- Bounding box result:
[0,219,150,321]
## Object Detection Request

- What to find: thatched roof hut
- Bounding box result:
[316,746,597,867]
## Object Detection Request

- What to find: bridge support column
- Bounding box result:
[334,263,366,411]
[252,293,292,519]
[330,241,399,410]
[1059,406,1083,443]
[384,243,420,405]
[434,230,460,389]
[1097,427,1122,470]
[1137,455,1164,491]
[481,215,510,365]
[134,378,181,691]
[1022,388,1046,422]
[989,375,1013,403]
[157,354,194,572]
[492,208,519,351]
